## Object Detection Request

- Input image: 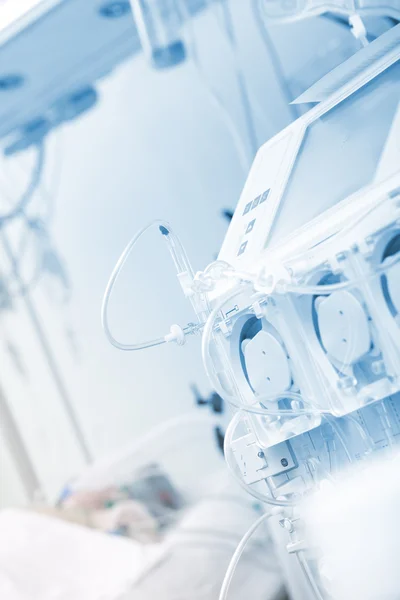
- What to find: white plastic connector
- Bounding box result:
[177,271,195,297]
[255,260,292,294]
[349,14,368,46]
[218,319,231,336]
[287,540,307,554]
[251,297,265,319]
[164,324,186,346]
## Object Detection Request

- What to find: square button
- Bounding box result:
[259,189,270,204]
[237,241,248,256]
[243,202,252,216]
[252,196,260,209]
[246,219,256,234]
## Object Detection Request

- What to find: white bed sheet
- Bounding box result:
[0,482,284,600]
[124,484,284,600]
[0,509,163,600]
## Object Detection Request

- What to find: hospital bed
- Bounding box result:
[0,413,285,600]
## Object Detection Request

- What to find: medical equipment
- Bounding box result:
[102,20,400,598]
[0,0,211,152]
[260,0,400,24]
[130,0,187,68]
[191,384,226,451]
[0,145,91,478]
[260,0,400,49]
[205,33,400,594]
[1,0,342,184]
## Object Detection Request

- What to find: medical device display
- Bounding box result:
[102,21,400,599]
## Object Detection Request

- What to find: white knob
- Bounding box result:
[242,330,291,396]
[316,290,371,365]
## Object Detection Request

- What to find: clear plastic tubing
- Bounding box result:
[130,0,186,69]
[101,219,198,351]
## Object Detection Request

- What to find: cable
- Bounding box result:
[218,510,272,600]
[252,0,300,121]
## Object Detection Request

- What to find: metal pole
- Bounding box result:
[0,229,93,464]
[0,381,41,502]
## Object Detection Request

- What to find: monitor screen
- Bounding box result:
[267,61,400,247]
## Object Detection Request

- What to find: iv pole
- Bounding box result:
[0,228,93,465]
[0,380,41,502]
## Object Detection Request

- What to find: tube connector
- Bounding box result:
[164,323,186,346]
[349,14,368,46]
